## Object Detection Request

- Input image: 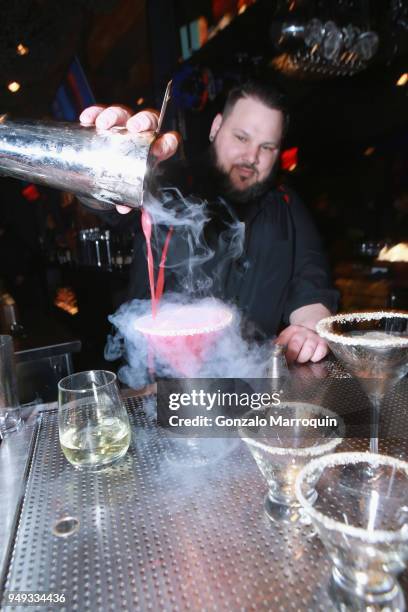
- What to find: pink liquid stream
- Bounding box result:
[141,208,173,318]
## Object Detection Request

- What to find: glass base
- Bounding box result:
[264,486,317,524]
[70,447,129,472]
[0,412,23,437]
[264,491,316,524]
[330,566,405,611]
[264,495,301,523]
[339,464,386,497]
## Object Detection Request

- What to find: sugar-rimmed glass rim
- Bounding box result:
[238,402,344,457]
[133,304,234,337]
[295,451,408,543]
[316,311,408,347]
[58,370,117,393]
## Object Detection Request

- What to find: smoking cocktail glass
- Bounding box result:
[296,452,408,610]
[317,312,408,454]
[58,370,131,470]
[133,301,233,377]
[238,402,344,522]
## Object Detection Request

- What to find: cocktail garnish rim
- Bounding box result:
[317,311,408,347]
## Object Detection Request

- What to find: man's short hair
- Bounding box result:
[222,80,290,137]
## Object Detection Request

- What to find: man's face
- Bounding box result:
[210,96,283,197]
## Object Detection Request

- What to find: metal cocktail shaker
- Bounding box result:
[0,82,172,210]
[266,344,289,379]
[265,343,289,394]
[0,117,155,211]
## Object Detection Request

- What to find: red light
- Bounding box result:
[281,147,298,171]
[22,184,40,201]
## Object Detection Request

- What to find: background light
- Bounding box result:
[281,146,298,171]
[7,81,21,93]
[16,43,29,56]
[396,73,408,86]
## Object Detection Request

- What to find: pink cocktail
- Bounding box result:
[133,301,233,376]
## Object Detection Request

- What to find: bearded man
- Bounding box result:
[80,80,337,363]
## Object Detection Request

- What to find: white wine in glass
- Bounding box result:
[58,370,131,470]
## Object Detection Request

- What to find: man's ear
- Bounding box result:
[209,113,222,142]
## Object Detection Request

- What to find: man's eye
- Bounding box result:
[263,145,277,152]
[235,134,246,142]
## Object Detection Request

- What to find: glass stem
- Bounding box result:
[369,394,381,454]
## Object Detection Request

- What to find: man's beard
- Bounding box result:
[206,143,278,205]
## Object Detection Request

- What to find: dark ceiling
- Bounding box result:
[186,0,408,149]
[1,0,407,150]
[0,0,89,116]
[0,0,146,116]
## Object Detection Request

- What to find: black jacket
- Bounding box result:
[118,157,338,340]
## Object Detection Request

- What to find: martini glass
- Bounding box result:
[317,312,408,454]
[238,402,344,522]
[296,452,408,610]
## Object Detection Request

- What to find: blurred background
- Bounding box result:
[0,0,407,370]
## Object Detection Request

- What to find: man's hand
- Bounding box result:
[276,302,331,363]
[276,324,328,364]
[79,105,180,214]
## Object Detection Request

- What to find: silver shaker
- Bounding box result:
[266,344,289,378]
[266,344,289,394]
[0,81,172,211]
[0,117,155,211]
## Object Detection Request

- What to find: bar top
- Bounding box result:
[1,367,408,611]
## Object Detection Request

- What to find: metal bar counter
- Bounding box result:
[0,369,408,611]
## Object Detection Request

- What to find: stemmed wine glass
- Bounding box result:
[317,312,408,454]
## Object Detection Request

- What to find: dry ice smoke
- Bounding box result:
[105,189,271,387]
[142,188,245,296]
[105,293,272,388]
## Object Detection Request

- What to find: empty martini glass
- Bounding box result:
[317,312,408,454]
[238,402,344,522]
[296,452,408,611]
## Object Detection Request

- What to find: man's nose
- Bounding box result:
[243,145,259,166]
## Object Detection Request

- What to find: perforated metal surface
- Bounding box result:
[2,375,408,612]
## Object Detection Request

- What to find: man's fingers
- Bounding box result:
[126,110,160,133]
[276,326,298,346]
[79,105,106,125]
[276,328,298,363]
[151,132,180,162]
[310,340,329,363]
[79,105,180,163]
[277,325,328,364]
[285,336,303,363]
[80,106,157,131]
[296,339,318,364]
[94,106,133,130]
